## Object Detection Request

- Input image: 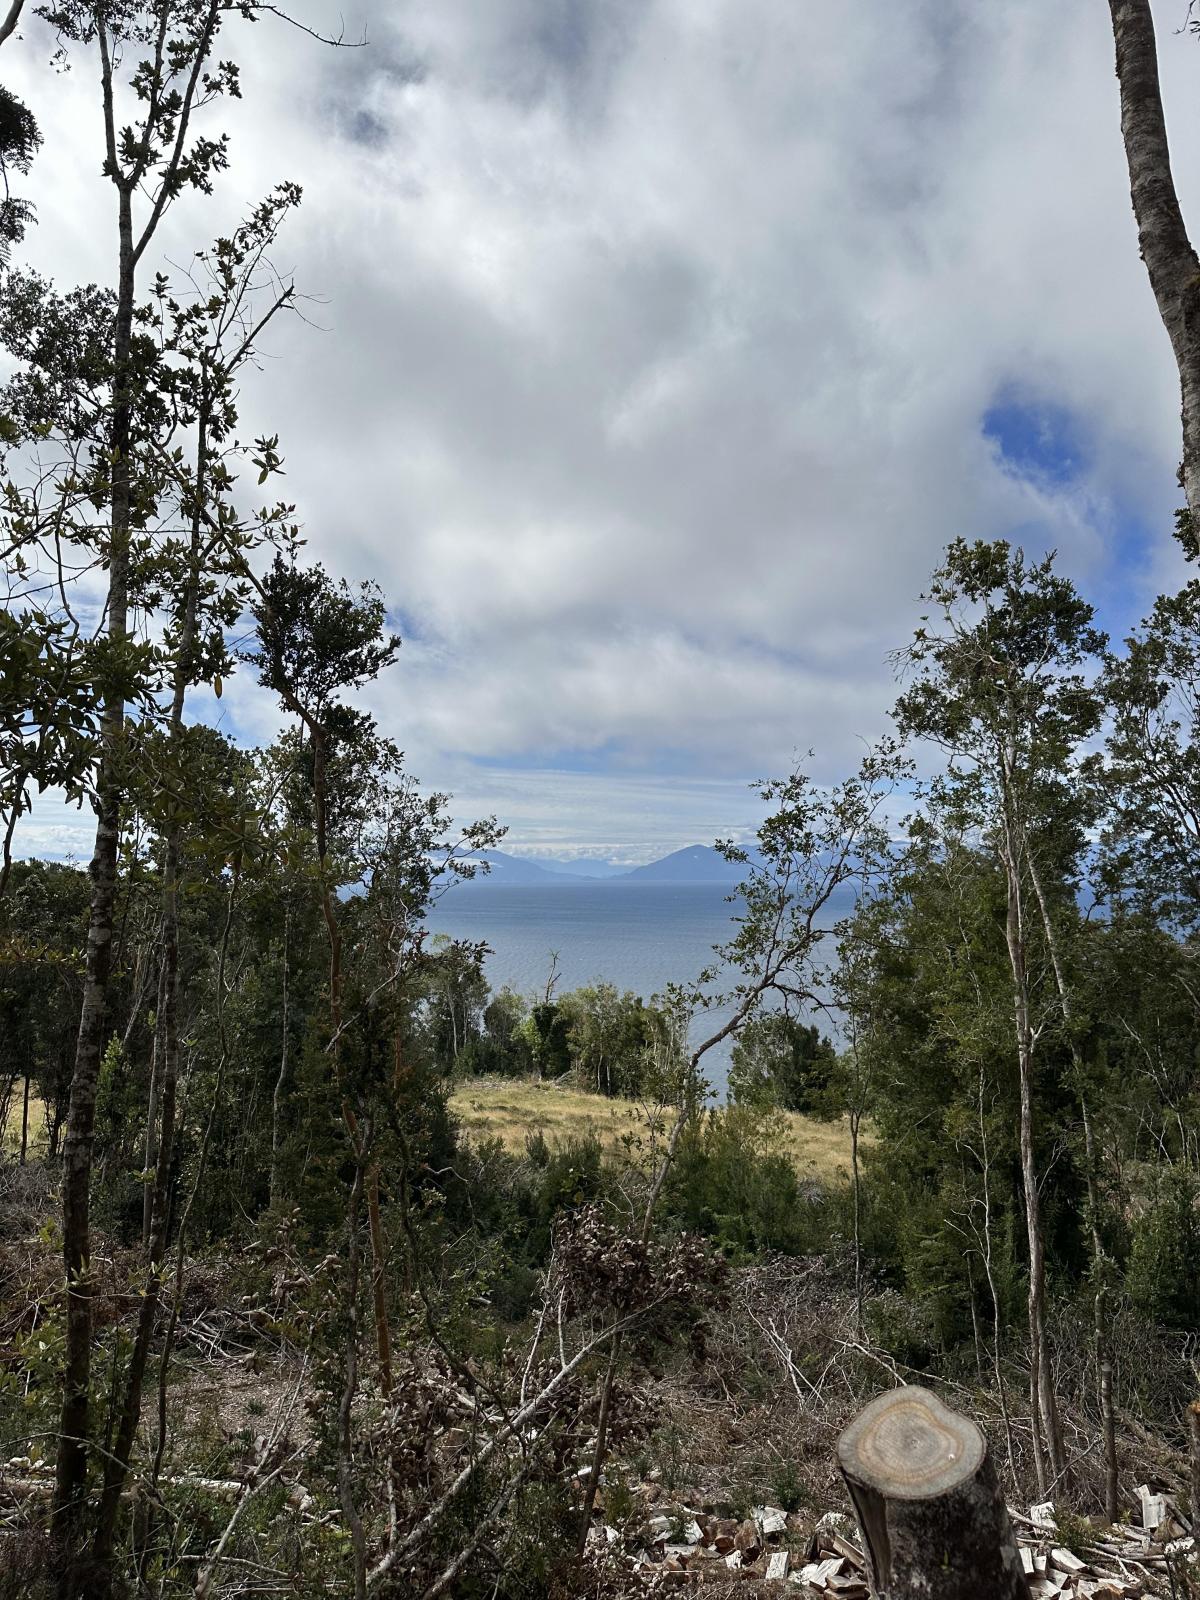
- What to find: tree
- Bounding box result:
[1108,0,1200,539]
[894,538,1106,1495]
[425,934,489,1064]
[0,3,345,1577]
[1106,578,1200,925]
[728,1012,839,1115]
[0,0,41,266]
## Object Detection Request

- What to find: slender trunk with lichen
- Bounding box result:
[999,773,1064,1497]
[1027,852,1115,1517]
[270,909,291,1207]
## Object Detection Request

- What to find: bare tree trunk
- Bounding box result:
[151,870,240,1504]
[19,1073,29,1166]
[576,1056,700,1557]
[850,1107,864,1338]
[90,373,215,1576]
[966,1257,985,1383]
[1109,0,1200,527]
[270,908,290,1208]
[0,0,26,50]
[976,1066,1017,1480]
[1027,855,1112,1513]
[366,1162,393,1400]
[338,1157,368,1600]
[142,954,169,1246]
[1001,812,1063,1496]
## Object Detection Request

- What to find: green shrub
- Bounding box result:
[1127,1168,1200,1330]
[663,1106,831,1256]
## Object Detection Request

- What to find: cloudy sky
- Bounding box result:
[8,0,1200,862]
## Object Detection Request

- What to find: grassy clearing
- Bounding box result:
[0,1083,48,1158]
[448,1075,870,1183]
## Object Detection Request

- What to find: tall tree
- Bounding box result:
[0,3,333,1574]
[33,3,245,1548]
[894,538,1106,1495]
[1108,0,1200,538]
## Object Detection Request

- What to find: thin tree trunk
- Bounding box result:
[91,382,213,1575]
[1109,0,1200,528]
[151,871,240,1500]
[338,1158,368,1600]
[53,158,135,1550]
[1027,854,1112,1512]
[976,1065,1016,1480]
[851,1107,864,1339]
[366,1164,393,1400]
[1084,1096,1118,1523]
[575,1083,695,1557]
[0,775,23,901]
[270,908,290,1208]
[1001,808,1062,1496]
[311,727,343,1044]
[19,1073,29,1165]
[142,954,169,1245]
[966,1257,985,1384]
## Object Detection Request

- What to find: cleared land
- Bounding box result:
[448,1075,869,1182]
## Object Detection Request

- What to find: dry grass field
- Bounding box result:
[448,1075,870,1183]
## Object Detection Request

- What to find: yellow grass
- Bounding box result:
[448,1075,870,1183]
[0,1084,47,1158]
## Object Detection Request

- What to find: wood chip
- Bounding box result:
[756,1505,789,1537]
[795,1557,843,1589]
[1136,1485,1165,1532]
[1051,1547,1088,1575]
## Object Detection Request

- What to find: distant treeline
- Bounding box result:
[423,937,840,1112]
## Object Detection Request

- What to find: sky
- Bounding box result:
[7,0,1200,864]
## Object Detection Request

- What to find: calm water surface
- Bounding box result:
[426,882,745,1094]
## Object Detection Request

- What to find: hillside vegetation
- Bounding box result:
[449,1074,869,1182]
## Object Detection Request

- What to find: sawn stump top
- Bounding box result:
[836,1384,985,1501]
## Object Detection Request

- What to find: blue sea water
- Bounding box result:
[426,881,746,1095]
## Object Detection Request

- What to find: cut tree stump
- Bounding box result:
[837,1385,1030,1599]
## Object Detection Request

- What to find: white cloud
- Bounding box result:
[6,0,1200,854]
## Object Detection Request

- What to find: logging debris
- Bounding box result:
[582,1476,1195,1594]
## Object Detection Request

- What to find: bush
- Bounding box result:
[455,1132,613,1319]
[1127,1168,1200,1330]
[663,1106,830,1257]
[728,1015,840,1117]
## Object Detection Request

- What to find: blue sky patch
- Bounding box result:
[983,395,1087,486]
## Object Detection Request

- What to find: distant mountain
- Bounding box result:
[451,844,751,886]
[524,856,628,879]
[618,845,746,883]
[460,850,570,884]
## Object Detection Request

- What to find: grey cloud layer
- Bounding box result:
[6,0,1197,849]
